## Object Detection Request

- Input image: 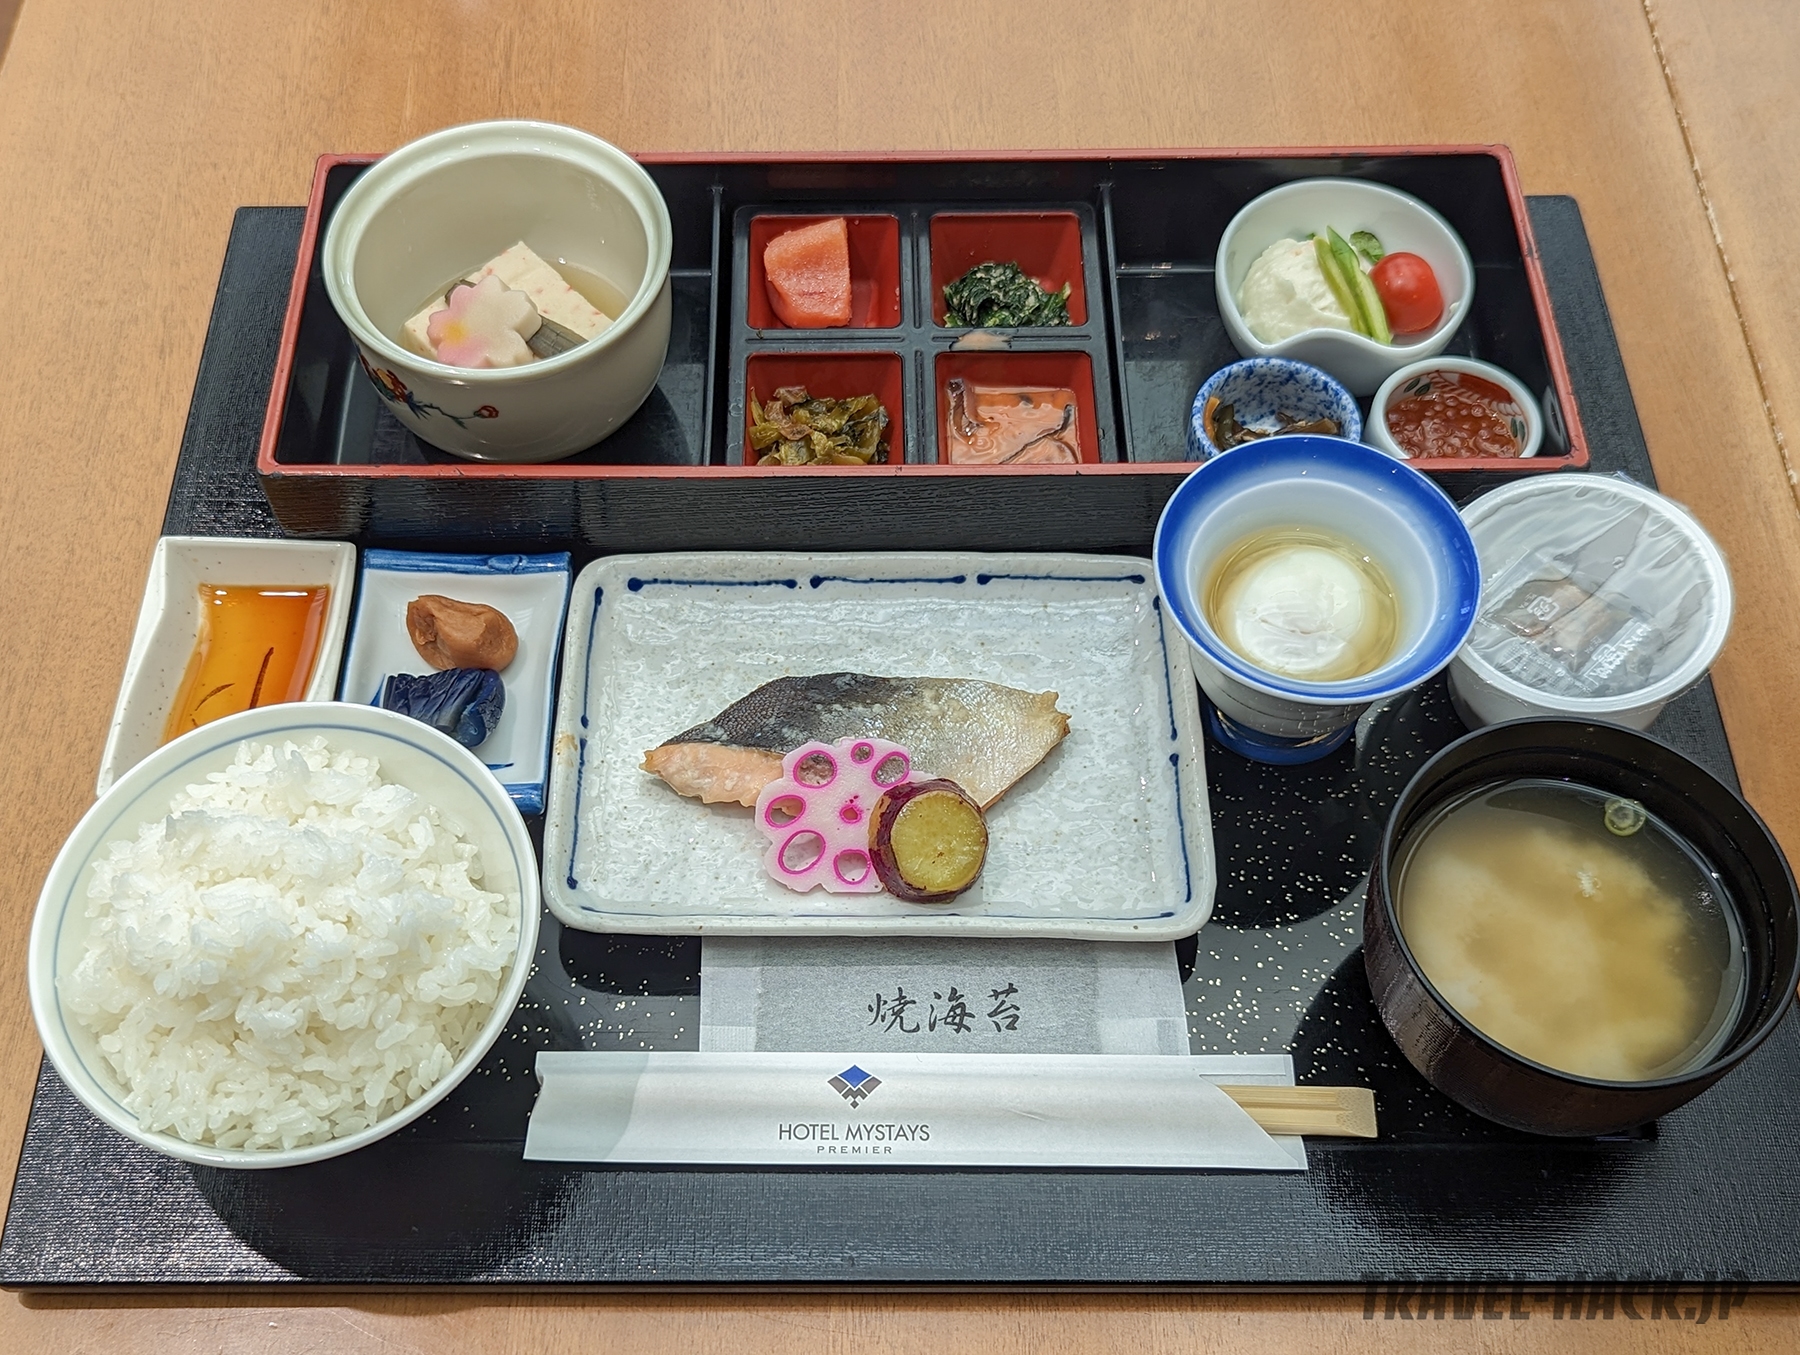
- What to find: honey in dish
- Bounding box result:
[1201,526,1399,682]
[1396,779,1745,1083]
[163,585,331,741]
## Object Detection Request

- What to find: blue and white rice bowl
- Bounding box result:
[1187,357,1363,462]
[28,702,540,1169]
[1153,437,1481,763]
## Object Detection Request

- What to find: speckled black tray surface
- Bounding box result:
[4,196,1797,1289]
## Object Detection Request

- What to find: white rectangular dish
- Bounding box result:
[338,549,571,813]
[96,537,356,794]
[543,552,1214,939]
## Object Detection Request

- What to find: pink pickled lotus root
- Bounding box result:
[754,737,913,893]
[426,275,542,368]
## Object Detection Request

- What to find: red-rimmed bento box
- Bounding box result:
[258,148,1588,551]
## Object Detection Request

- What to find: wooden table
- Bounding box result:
[2,0,1798,1348]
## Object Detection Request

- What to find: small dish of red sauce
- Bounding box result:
[1384,370,1530,459]
[1368,358,1543,465]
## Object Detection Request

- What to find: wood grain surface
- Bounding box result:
[1648,0,1800,513]
[0,0,1796,1349]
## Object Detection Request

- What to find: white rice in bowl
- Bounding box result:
[60,736,519,1152]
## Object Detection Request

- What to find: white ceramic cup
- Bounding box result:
[1215,178,1475,396]
[1365,356,1543,461]
[1448,476,1734,730]
[323,121,673,463]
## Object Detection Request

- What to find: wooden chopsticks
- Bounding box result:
[1219,1085,1378,1138]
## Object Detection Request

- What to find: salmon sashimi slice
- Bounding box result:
[642,672,1070,809]
[763,218,852,327]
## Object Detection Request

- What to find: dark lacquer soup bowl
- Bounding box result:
[1365,718,1800,1137]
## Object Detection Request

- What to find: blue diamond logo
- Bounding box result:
[828,1065,882,1108]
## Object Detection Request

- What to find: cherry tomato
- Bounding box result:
[1369,253,1444,336]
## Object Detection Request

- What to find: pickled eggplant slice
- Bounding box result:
[870,778,989,903]
[380,667,505,748]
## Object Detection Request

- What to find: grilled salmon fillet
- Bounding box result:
[641,672,1069,809]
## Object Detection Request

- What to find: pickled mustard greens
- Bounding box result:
[942,262,1072,328]
[750,386,891,466]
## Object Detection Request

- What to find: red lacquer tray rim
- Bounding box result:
[257,145,1588,483]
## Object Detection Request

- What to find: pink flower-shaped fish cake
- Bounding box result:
[427,275,542,368]
[753,737,913,893]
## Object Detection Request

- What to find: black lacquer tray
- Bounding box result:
[3,195,1797,1289]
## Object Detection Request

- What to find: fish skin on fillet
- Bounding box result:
[641,672,1070,809]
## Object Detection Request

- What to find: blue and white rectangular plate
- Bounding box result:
[544,552,1213,939]
[339,549,572,814]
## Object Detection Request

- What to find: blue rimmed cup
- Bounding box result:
[1153,436,1480,764]
[1186,357,1362,462]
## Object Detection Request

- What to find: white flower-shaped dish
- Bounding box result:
[1215,178,1475,396]
[31,702,540,1170]
[338,549,572,813]
[96,537,356,795]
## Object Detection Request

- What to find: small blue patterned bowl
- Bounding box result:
[1186,357,1362,461]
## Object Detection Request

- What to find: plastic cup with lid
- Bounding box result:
[1448,474,1733,730]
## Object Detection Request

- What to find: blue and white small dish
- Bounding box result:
[1187,358,1362,462]
[339,550,572,813]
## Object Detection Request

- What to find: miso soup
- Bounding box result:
[1395,779,1744,1083]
